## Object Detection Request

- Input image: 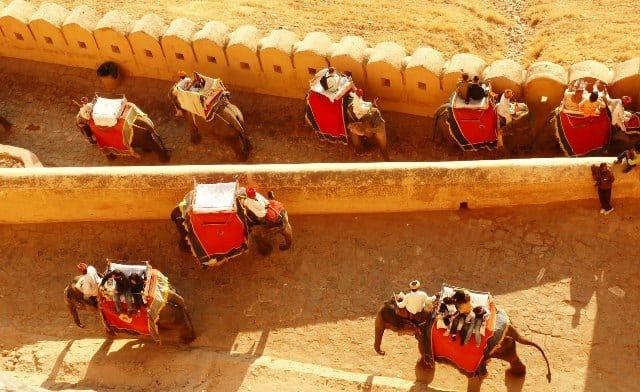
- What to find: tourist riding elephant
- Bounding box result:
[168,82,252,160]
[64,276,196,343]
[76,100,171,162]
[170,190,293,257]
[374,298,551,391]
[432,102,536,155]
[347,102,389,161]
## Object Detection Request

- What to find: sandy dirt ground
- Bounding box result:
[0,58,561,167]
[0,200,638,391]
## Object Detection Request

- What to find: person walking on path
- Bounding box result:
[591,162,615,215]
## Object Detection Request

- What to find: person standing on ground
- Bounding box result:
[591,162,615,215]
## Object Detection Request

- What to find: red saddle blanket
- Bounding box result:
[448,105,499,151]
[89,118,128,151]
[430,301,498,374]
[99,297,150,336]
[556,110,610,156]
[306,90,349,144]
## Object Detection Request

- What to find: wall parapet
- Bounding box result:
[0,158,637,224]
[1,0,640,114]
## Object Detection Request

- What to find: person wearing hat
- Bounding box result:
[242,187,269,224]
[395,280,435,323]
[563,87,584,112]
[609,95,632,133]
[443,288,472,342]
[456,72,471,104]
[467,75,486,101]
[579,91,605,117]
[75,263,101,306]
[348,87,372,120]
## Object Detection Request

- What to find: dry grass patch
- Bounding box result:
[524,0,640,65]
[28,0,509,60]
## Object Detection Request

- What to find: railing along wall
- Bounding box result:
[1,0,640,116]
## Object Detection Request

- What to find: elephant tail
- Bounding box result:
[510,326,551,383]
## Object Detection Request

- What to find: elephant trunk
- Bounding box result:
[279,213,293,251]
[374,309,386,355]
[64,286,85,328]
[166,291,196,344]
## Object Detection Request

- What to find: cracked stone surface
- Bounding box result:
[0,201,638,391]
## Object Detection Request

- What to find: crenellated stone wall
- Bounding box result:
[1,0,640,115]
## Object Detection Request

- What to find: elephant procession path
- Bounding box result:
[1,201,638,391]
[0,57,560,167]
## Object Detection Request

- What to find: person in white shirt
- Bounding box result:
[608,95,632,132]
[242,187,269,224]
[496,89,515,127]
[78,97,93,121]
[395,280,436,322]
[348,88,372,120]
[75,263,101,305]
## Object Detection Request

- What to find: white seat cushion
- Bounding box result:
[92,97,126,127]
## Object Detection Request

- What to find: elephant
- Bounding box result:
[168,85,252,160]
[346,103,389,161]
[304,94,389,161]
[64,275,196,343]
[374,298,551,391]
[432,102,536,155]
[170,190,293,258]
[76,104,171,162]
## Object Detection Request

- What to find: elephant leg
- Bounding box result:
[254,231,273,256]
[492,337,526,376]
[373,128,390,161]
[170,207,190,252]
[220,104,251,160]
[415,332,433,368]
[149,132,171,162]
[279,216,292,251]
[350,133,365,154]
[466,376,485,392]
[188,114,202,144]
[179,307,196,343]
